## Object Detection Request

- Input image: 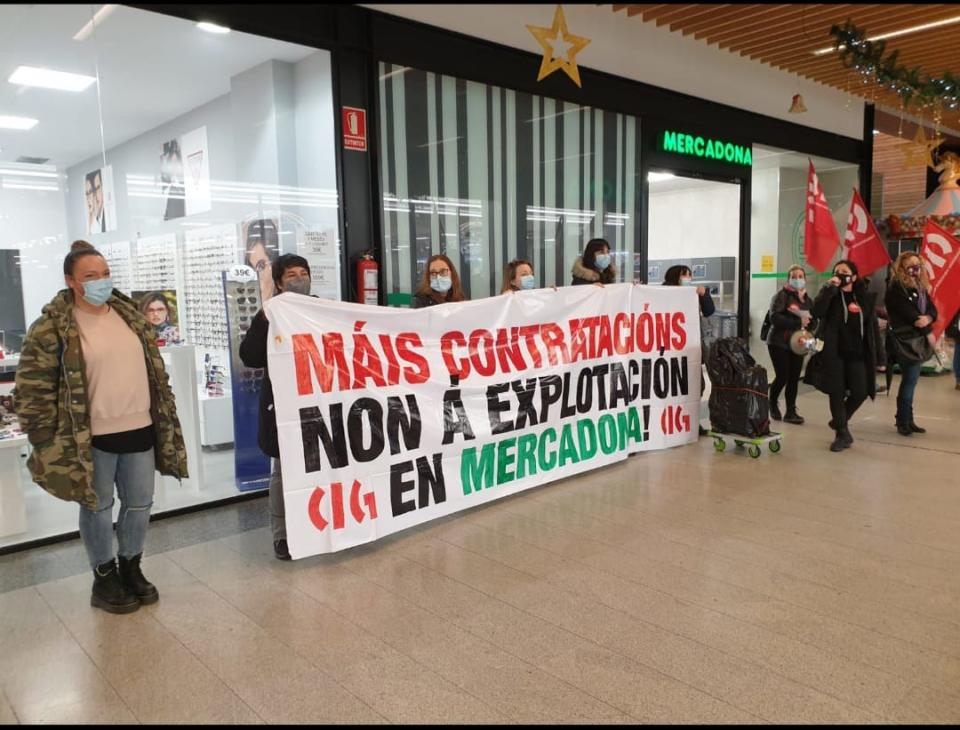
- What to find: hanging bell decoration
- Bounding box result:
[789,93,808,113]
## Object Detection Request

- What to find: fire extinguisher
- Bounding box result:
[356,251,379,305]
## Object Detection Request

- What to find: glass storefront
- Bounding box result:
[376,63,642,299]
[749,144,860,368]
[0,5,340,548]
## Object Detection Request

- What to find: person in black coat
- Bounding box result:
[884,251,938,436]
[238,253,312,560]
[766,265,817,425]
[412,254,467,308]
[570,238,616,286]
[804,259,878,453]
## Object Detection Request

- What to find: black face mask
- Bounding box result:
[835,273,852,286]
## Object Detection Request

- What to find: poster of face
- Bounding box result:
[181,126,212,216]
[159,138,185,221]
[83,165,116,235]
[241,217,280,305]
[133,289,182,346]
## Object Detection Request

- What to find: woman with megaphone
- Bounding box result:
[766,265,817,425]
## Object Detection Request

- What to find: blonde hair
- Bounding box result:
[787,265,806,280]
[501,259,533,293]
[892,251,930,291]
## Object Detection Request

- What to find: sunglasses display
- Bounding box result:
[224,276,266,399]
[181,227,236,352]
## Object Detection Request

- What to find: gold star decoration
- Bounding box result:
[526,5,591,88]
[902,124,944,169]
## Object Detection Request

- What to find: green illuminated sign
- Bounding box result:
[660,130,752,166]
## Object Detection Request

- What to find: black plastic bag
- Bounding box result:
[706,337,770,438]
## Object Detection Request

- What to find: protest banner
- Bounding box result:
[265,283,701,558]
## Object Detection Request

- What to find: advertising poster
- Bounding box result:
[240,217,280,305]
[159,138,186,221]
[133,289,182,346]
[266,284,702,558]
[83,164,117,235]
[181,126,212,215]
[298,229,340,300]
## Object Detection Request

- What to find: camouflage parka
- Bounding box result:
[13,289,188,510]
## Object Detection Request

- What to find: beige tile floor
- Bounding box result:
[1,374,959,724]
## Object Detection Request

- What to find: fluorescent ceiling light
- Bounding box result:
[8,65,96,92]
[0,115,38,130]
[648,172,675,182]
[813,14,960,55]
[73,4,117,41]
[197,21,230,34]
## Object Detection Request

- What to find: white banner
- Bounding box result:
[265,284,701,558]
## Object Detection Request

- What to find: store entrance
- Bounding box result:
[647,171,742,335]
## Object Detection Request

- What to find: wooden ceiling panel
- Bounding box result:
[614,2,960,133]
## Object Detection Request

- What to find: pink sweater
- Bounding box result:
[74,306,152,436]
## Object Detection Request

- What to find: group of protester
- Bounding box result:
[11,237,958,614]
[765,252,958,453]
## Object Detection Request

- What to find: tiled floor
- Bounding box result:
[2,374,960,724]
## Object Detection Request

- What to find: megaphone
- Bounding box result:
[789,329,823,356]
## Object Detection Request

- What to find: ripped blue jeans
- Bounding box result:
[79,447,156,569]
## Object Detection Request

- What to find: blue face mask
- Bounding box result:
[680,277,695,286]
[519,274,535,290]
[431,275,452,293]
[789,278,806,291]
[594,253,611,271]
[81,277,113,306]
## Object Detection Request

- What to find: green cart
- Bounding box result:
[707,430,783,459]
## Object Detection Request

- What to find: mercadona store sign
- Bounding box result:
[659,130,752,166]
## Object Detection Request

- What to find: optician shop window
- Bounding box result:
[377,63,642,302]
[0,5,340,548]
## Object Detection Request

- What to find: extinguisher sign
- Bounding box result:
[342,107,367,152]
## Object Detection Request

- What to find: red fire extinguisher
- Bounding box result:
[356,252,379,305]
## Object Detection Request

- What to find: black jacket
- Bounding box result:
[767,287,816,350]
[804,283,877,399]
[884,281,938,335]
[238,308,279,458]
[412,293,443,308]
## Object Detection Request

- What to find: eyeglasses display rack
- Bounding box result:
[223,264,270,490]
[181,224,237,351]
[98,240,134,295]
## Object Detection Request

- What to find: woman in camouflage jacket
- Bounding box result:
[15,241,187,614]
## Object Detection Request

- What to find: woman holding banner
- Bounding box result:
[413,254,467,307]
[885,251,938,437]
[501,259,535,293]
[571,238,616,286]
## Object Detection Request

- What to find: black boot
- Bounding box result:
[118,553,159,605]
[769,398,782,421]
[829,431,850,452]
[274,539,292,561]
[783,409,804,425]
[839,427,853,445]
[909,422,926,434]
[896,423,913,436]
[91,559,140,614]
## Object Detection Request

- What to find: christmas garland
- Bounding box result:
[829,21,959,111]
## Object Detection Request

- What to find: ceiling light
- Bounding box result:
[8,65,96,92]
[0,115,39,130]
[73,4,117,42]
[197,21,230,34]
[813,14,960,55]
[648,172,675,183]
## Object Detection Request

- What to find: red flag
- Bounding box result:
[843,188,891,276]
[804,160,841,272]
[920,220,960,338]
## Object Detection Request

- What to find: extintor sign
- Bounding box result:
[342,107,367,151]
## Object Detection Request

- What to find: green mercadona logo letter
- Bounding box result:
[661,130,752,166]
